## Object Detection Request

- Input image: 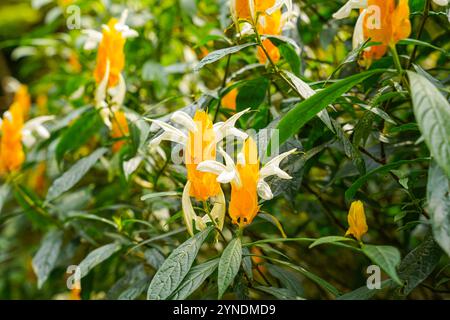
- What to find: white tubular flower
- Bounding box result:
[148,109,249,236]
[198,139,297,201]
[21,116,55,148]
[82,9,138,50]
[198,137,296,227]
[352,9,368,50]
[213,108,250,142]
[182,181,226,236]
[332,0,368,20]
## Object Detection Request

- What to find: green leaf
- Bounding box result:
[118,278,150,300]
[46,148,108,202]
[408,71,450,177]
[279,43,300,76]
[427,161,450,257]
[398,38,448,55]
[258,213,287,238]
[236,78,269,110]
[55,108,103,163]
[362,245,402,285]
[218,237,242,298]
[254,286,302,300]
[345,158,429,202]
[194,43,256,71]
[269,69,386,152]
[79,242,121,278]
[31,230,64,289]
[265,264,304,297]
[398,236,442,295]
[241,247,253,281]
[271,257,341,297]
[170,258,219,300]
[338,279,393,300]
[147,226,213,300]
[309,236,353,249]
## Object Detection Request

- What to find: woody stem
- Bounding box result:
[407,0,431,69]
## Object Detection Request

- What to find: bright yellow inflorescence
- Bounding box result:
[345,200,368,241]
[94,18,126,88]
[186,110,221,201]
[362,0,411,63]
[229,137,260,228]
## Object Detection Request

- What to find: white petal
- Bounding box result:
[95,59,110,108]
[150,130,187,148]
[35,126,50,139]
[22,131,36,148]
[82,29,103,50]
[100,107,112,129]
[182,181,196,236]
[217,169,238,184]
[257,179,274,200]
[218,148,241,186]
[260,148,296,180]
[213,108,250,142]
[171,111,198,133]
[197,160,227,176]
[110,74,126,107]
[4,111,12,122]
[149,119,187,142]
[333,0,368,20]
[353,9,367,50]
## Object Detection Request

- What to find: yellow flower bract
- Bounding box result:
[186,110,221,201]
[345,200,368,241]
[94,18,125,88]
[362,0,411,62]
[229,137,260,227]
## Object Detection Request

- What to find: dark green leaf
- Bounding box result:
[408,71,450,177]
[218,237,242,298]
[147,226,213,300]
[46,148,108,202]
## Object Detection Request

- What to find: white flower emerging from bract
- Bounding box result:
[82,10,138,128]
[198,146,297,201]
[147,108,250,236]
[82,10,138,51]
[21,116,55,148]
[332,0,368,20]
[148,108,250,149]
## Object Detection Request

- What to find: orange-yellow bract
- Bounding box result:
[13,84,31,119]
[362,0,411,62]
[0,102,26,174]
[94,18,125,88]
[232,0,276,21]
[186,111,221,201]
[345,200,368,241]
[257,8,282,64]
[229,138,260,227]
[221,88,238,111]
[111,111,129,153]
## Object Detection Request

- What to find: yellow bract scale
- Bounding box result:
[257,8,282,64]
[94,18,126,88]
[345,200,368,241]
[186,110,221,201]
[0,102,25,174]
[229,137,260,227]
